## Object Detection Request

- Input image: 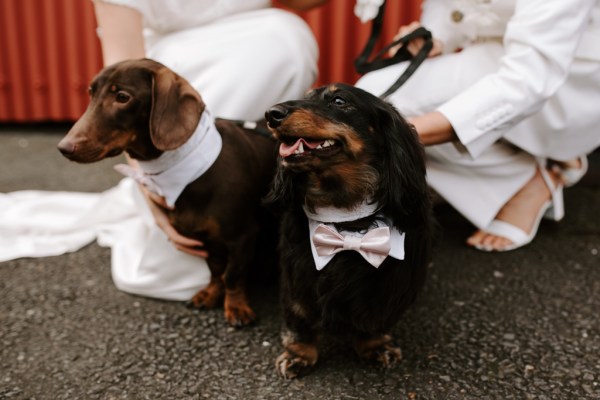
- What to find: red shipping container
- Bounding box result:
[0,0,420,122]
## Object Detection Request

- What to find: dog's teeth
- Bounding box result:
[295,141,305,155]
[316,144,323,149]
[323,140,335,148]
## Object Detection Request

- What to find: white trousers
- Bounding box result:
[0,8,317,301]
[356,43,600,229]
[146,8,318,121]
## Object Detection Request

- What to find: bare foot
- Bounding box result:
[466,169,561,251]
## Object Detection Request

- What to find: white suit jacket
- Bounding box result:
[421,0,600,157]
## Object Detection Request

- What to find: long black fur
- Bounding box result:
[265,84,432,377]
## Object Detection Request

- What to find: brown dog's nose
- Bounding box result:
[265,105,289,128]
[57,139,76,155]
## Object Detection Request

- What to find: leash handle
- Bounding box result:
[378,28,432,99]
[354,1,433,99]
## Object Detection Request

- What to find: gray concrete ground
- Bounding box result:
[1,126,599,400]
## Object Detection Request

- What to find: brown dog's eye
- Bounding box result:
[116,91,131,103]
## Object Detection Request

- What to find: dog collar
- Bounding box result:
[114,109,222,208]
[303,203,405,270]
[303,201,380,223]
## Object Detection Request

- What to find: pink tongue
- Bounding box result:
[279,138,324,158]
[279,139,302,158]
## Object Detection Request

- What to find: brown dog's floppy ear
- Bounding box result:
[150,68,204,151]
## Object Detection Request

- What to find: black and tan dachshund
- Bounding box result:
[265,83,433,378]
[58,59,278,327]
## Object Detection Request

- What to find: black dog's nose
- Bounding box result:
[265,105,289,128]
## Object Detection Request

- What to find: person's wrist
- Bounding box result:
[408,112,456,146]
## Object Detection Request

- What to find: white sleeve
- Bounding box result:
[435,0,595,157]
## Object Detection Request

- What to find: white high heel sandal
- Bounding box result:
[474,167,564,252]
[554,155,588,187]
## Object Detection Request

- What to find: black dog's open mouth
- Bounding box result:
[279,137,340,160]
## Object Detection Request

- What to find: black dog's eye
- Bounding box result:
[87,86,93,96]
[332,96,347,106]
[116,91,131,103]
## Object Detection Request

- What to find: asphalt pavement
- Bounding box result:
[1,126,599,400]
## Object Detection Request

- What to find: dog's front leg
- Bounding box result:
[222,231,258,327]
[276,300,319,379]
[190,248,227,309]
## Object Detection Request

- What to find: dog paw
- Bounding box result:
[189,278,224,309]
[224,303,256,327]
[354,335,402,368]
[376,344,403,367]
[275,351,317,379]
[189,288,221,309]
[361,343,403,368]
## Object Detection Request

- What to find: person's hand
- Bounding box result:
[139,185,209,258]
[388,21,443,58]
[407,112,457,146]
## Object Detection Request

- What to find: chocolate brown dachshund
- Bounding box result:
[58,58,277,326]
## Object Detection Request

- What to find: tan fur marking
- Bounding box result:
[354,334,392,354]
[353,334,402,367]
[285,342,319,365]
[278,110,364,156]
[190,276,224,309]
[224,285,256,326]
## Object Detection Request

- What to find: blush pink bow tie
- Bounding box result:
[311,223,392,268]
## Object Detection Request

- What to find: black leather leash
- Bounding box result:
[354,1,433,99]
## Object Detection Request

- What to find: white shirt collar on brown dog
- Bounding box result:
[114,109,222,208]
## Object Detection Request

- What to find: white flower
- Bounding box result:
[354,0,385,23]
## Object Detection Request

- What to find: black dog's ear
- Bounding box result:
[264,159,297,210]
[150,68,204,151]
[375,102,429,227]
